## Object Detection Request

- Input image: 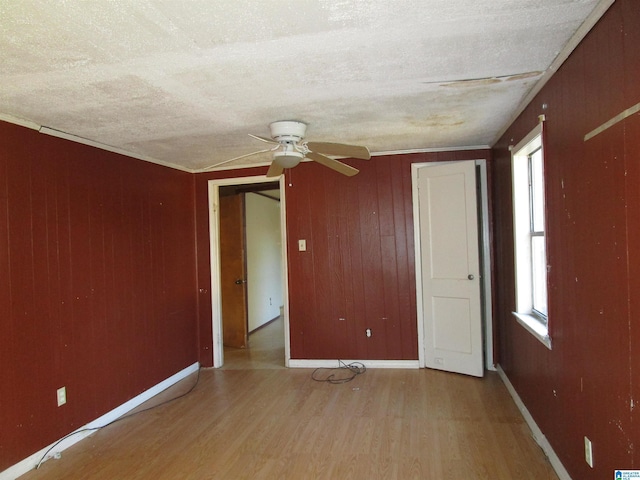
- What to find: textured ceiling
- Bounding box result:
[0,0,607,172]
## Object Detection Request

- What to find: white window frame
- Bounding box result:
[511,122,551,349]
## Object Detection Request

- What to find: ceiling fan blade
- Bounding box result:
[306,142,371,160]
[249,133,277,144]
[202,148,272,171]
[266,161,284,178]
[306,151,359,176]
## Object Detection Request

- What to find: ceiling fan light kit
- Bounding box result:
[207,120,371,177]
[273,148,304,168]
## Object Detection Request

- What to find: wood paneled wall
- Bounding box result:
[194,150,491,365]
[0,121,198,472]
[491,2,640,477]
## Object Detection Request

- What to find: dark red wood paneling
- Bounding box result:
[0,121,198,472]
[624,0,640,467]
[491,2,639,477]
[0,126,12,465]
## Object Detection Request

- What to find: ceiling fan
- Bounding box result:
[205,120,371,177]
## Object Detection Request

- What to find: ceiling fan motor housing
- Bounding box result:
[269,120,307,142]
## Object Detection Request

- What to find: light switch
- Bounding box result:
[298,239,307,251]
[57,387,67,406]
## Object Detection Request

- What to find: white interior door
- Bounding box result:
[417,161,483,377]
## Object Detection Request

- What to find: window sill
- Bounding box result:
[512,312,552,350]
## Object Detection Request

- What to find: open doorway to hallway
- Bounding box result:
[209,176,288,368]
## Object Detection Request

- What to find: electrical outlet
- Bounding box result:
[584,436,593,468]
[365,328,372,337]
[298,239,307,251]
[57,387,67,407]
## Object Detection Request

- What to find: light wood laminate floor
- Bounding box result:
[20,318,558,479]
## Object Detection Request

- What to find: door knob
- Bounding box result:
[468,274,474,280]
[235,279,245,285]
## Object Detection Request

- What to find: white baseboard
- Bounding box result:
[496,365,572,480]
[1,362,200,480]
[287,359,420,369]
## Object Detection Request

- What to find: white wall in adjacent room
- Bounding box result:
[245,191,282,332]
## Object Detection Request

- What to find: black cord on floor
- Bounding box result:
[35,366,201,469]
[311,360,366,384]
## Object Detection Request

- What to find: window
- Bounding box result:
[511,122,551,348]
[529,146,547,318]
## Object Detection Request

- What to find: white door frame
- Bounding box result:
[412,159,494,371]
[207,175,290,368]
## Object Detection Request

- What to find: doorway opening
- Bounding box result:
[208,175,290,368]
